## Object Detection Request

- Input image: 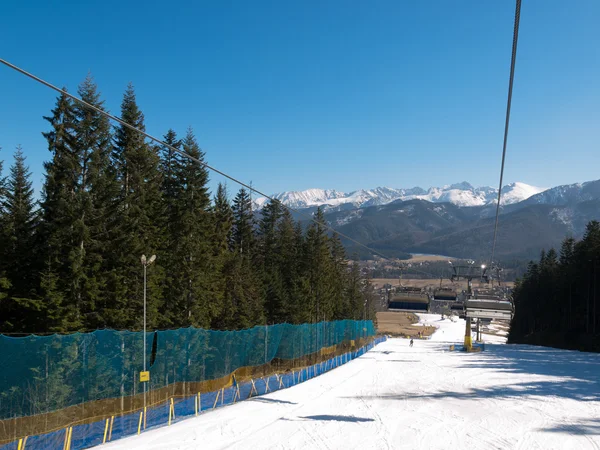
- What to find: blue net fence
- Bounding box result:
[0,320,378,449]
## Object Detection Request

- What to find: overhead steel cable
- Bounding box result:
[0,57,410,265]
[490,0,522,267]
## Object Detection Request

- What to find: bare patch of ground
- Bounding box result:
[371,278,514,290]
[376,311,436,339]
[409,254,457,262]
[480,320,511,337]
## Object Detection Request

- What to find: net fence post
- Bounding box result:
[109,416,115,441]
[17,437,27,450]
[137,411,143,435]
[103,418,110,443]
[168,398,175,425]
[213,389,220,409]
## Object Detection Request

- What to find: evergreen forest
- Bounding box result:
[509,220,600,352]
[0,76,376,334]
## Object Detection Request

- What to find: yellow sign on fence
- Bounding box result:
[140,371,150,382]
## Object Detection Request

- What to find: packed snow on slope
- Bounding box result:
[101,317,600,450]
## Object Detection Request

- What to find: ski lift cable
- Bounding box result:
[490,0,522,266]
[0,57,414,266]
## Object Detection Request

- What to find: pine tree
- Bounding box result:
[0,146,5,211]
[109,83,165,329]
[211,184,234,329]
[220,252,264,329]
[212,183,233,255]
[223,188,265,328]
[0,149,11,327]
[304,208,335,322]
[72,75,120,328]
[161,128,215,328]
[291,221,311,323]
[0,146,6,266]
[273,208,312,324]
[259,200,284,323]
[559,237,576,330]
[346,258,364,321]
[0,147,41,330]
[159,129,182,240]
[329,234,350,320]
[360,270,377,322]
[40,91,81,331]
[560,237,576,267]
[39,78,119,331]
[231,188,255,257]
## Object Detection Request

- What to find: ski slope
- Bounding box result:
[102,315,600,449]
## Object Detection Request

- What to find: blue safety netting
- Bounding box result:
[0,336,386,450]
[0,320,374,421]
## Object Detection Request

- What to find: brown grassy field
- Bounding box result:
[408,254,458,262]
[376,311,436,338]
[371,278,514,290]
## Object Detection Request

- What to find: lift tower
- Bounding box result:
[450,262,489,350]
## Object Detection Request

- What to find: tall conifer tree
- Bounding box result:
[259,200,284,323]
[0,148,41,330]
[0,147,7,277]
[304,208,335,322]
[226,188,264,327]
[110,83,164,329]
[211,184,234,329]
[40,91,80,331]
[232,188,255,257]
[162,128,214,328]
[72,75,119,328]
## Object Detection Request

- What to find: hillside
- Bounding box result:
[319,197,600,260]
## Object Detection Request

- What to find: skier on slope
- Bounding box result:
[409,338,414,347]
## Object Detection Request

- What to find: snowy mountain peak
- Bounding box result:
[448,181,474,191]
[494,182,547,205]
[254,182,548,210]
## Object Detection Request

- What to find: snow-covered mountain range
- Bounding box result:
[254,182,547,210]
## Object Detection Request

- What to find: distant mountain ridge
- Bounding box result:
[258,179,600,261]
[520,180,600,206]
[254,181,547,210]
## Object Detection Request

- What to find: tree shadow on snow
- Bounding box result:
[280,415,374,423]
[348,344,600,404]
[538,418,600,435]
[360,356,422,363]
[299,415,375,423]
[250,397,297,405]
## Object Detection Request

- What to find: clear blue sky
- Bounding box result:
[1,0,599,198]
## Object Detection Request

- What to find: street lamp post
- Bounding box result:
[141,254,156,413]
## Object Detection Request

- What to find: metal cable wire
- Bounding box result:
[0,57,415,266]
[490,0,522,267]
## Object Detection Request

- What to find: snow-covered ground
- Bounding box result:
[101,315,600,450]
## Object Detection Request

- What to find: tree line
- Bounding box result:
[0,76,376,334]
[508,220,600,352]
